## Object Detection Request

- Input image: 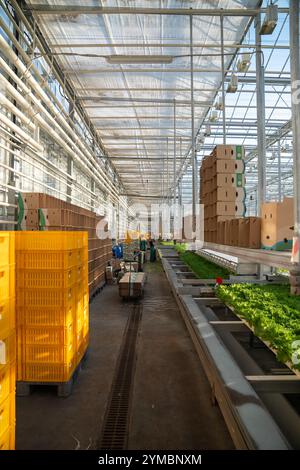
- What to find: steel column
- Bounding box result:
[290,0,300,240]
[190,14,197,229]
[173,99,176,206]
[255,14,267,214]
[220,14,226,143]
[277,139,282,202]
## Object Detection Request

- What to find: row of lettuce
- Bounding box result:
[161,242,300,371]
[217,284,300,371]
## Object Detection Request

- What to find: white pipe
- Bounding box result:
[0,71,119,203]
[0,46,129,215]
[0,113,42,152]
[0,134,101,207]
[0,35,113,184]
[0,161,96,212]
[0,92,35,131]
[0,9,127,210]
[0,56,31,95]
[0,34,119,201]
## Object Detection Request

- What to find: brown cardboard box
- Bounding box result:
[212,145,245,160]
[201,155,213,169]
[210,217,217,231]
[212,173,245,189]
[211,231,218,243]
[261,198,294,250]
[212,158,245,174]
[230,219,240,246]
[211,187,245,203]
[22,193,64,209]
[201,194,210,205]
[215,202,245,217]
[39,208,73,227]
[217,221,225,245]
[224,220,232,246]
[238,217,261,248]
[22,209,39,227]
[216,215,234,223]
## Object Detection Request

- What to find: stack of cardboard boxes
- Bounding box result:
[261,197,294,251]
[119,272,146,299]
[200,145,246,243]
[18,193,112,294]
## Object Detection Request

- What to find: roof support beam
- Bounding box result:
[49,42,290,50]
[78,97,212,106]
[24,5,288,16]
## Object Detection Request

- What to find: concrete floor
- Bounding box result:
[16,260,233,450]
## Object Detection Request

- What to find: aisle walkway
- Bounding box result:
[16,260,233,450]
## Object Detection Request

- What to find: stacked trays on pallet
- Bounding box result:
[18,193,112,295]
[15,232,89,385]
[0,232,16,450]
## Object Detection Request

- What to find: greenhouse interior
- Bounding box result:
[1,0,300,457]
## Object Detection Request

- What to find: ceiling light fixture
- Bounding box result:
[259,3,278,35]
[209,110,218,122]
[227,74,238,93]
[215,96,223,110]
[106,55,174,64]
[237,53,251,73]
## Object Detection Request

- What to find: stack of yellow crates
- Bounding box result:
[15,232,89,384]
[0,232,16,450]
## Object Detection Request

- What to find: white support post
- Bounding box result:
[290,0,300,292]
[190,14,197,232]
[220,14,226,143]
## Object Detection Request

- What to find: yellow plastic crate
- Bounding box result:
[15,231,88,251]
[0,393,15,440]
[16,305,74,328]
[0,363,15,406]
[21,361,75,383]
[9,425,15,450]
[22,341,75,365]
[21,324,75,347]
[17,285,77,309]
[76,306,89,337]
[77,333,89,365]
[0,265,15,302]
[16,249,86,270]
[0,426,10,450]
[0,333,16,366]
[0,232,15,268]
[0,297,15,341]
[17,265,86,289]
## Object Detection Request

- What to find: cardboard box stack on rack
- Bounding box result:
[200,145,246,244]
[15,232,89,395]
[261,197,294,251]
[18,193,112,294]
[0,232,16,450]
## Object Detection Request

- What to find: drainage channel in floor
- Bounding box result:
[98,301,142,450]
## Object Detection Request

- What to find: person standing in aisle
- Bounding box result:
[149,239,157,262]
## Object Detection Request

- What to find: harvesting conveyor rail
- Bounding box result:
[158,246,296,450]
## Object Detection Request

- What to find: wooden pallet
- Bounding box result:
[16,348,89,398]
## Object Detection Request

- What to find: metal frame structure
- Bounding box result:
[0,0,298,237]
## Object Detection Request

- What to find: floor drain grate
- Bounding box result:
[98,302,142,450]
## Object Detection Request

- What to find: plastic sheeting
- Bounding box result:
[27,0,259,197]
